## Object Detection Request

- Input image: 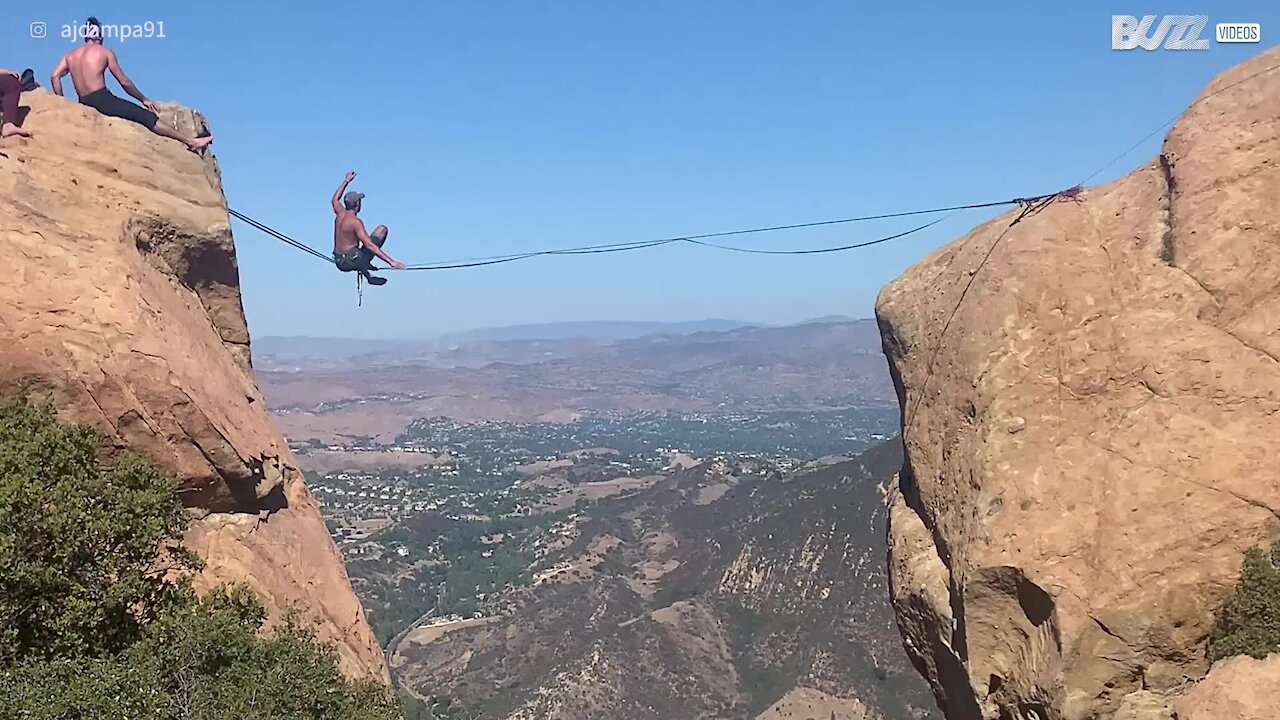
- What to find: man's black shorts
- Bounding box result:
[79,88,158,130]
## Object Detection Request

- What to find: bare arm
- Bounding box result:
[51,56,69,96]
[333,171,355,214]
[105,49,151,106]
[354,220,403,268]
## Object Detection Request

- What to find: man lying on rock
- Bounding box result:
[332,171,406,285]
[50,17,213,154]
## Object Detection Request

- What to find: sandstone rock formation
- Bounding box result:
[1175,655,1280,720]
[877,48,1280,719]
[0,90,386,680]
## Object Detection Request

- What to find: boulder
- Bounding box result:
[1175,655,1280,720]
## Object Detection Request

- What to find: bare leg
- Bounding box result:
[150,119,213,152]
[1,122,32,139]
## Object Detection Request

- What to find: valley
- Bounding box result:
[385,440,933,719]
[265,319,934,718]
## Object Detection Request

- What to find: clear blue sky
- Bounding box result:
[9,2,1278,338]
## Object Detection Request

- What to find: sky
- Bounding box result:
[7,2,1278,339]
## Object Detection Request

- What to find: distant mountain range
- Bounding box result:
[256,318,892,443]
[251,336,417,361]
[253,317,860,366]
[438,319,764,342]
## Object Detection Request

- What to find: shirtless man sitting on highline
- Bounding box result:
[333,171,405,286]
[51,17,213,153]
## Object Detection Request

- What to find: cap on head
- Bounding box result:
[84,17,103,43]
[342,191,365,210]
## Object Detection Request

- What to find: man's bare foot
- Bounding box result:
[187,135,214,153]
[1,124,32,139]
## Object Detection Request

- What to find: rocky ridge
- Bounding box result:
[0,90,385,679]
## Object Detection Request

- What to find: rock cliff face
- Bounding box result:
[0,91,386,680]
[876,49,1280,719]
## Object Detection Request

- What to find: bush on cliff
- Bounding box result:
[0,394,402,719]
[1210,541,1280,662]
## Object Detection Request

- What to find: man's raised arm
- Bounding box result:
[105,49,158,113]
[50,55,69,96]
[333,171,356,213]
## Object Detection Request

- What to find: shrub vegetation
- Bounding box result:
[1210,541,1280,662]
[0,394,401,719]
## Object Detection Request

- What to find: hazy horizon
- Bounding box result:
[251,313,869,343]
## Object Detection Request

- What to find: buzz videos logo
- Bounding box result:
[1112,15,1261,50]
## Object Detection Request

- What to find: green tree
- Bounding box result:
[0,394,402,719]
[0,396,197,662]
[1210,541,1280,662]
